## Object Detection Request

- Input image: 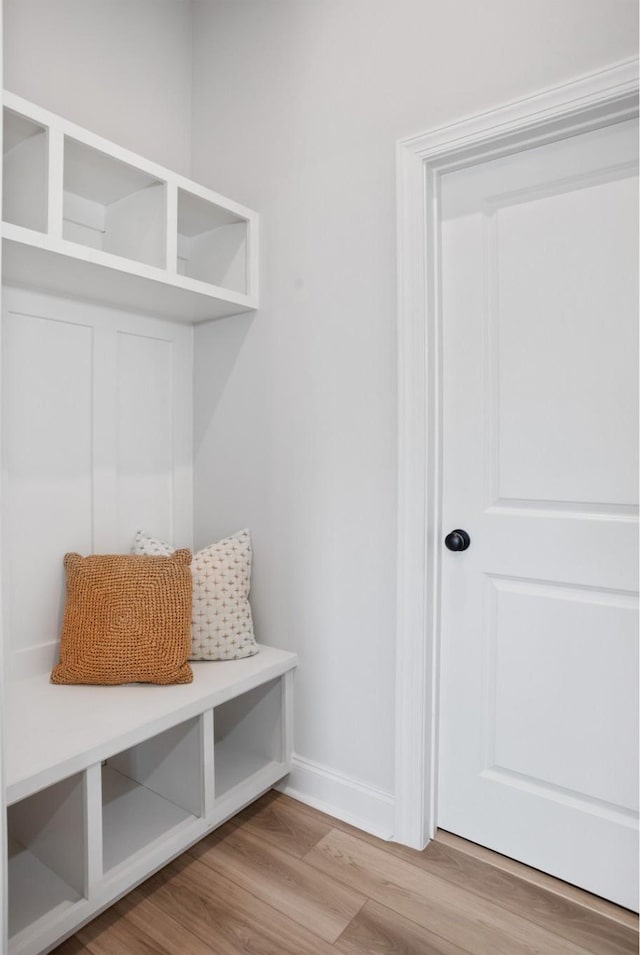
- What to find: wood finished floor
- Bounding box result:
[54,791,639,955]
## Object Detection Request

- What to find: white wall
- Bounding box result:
[3,0,193,175]
[2,0,637,835]
[2,287,194,681]
[191,0,638,829]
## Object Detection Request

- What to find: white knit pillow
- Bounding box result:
[133,529,259,661]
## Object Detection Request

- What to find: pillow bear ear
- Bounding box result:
[133,530,173,557]
[172,548,192,566]
[64,552,82,570]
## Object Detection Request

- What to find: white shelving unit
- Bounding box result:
[0,91,295,955]
[2,92,259,322]
[5,649,296,955]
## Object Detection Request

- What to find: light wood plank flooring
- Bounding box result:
[54,791,639,955]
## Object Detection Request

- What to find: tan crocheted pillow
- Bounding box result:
[51,550,193,685]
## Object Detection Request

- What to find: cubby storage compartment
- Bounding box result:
[102,717,203,874]
[7,774,85,941]
[3,109,48,233]
[214,678,284,799]
[63,137,166,267]
[177,187,248,293]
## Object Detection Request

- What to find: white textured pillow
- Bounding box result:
[133,529,259,661]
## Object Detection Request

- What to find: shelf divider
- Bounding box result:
[166,179,178,276]
[85,763,103,899]
[202,709,216,818]
[47,127,64,240]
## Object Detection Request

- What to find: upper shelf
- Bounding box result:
[2,92,258,324]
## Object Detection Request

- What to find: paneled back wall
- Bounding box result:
[2,287,193,679]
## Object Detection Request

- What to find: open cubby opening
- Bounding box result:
[7,773,86,940]
[3,108,48,233]
[214,678,283,799]
[63,137,166,268]
[177,188,248,292]
[101,717,202,874]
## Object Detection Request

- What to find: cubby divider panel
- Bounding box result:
[214,677,283,799]
[8,773,86,940]
[102,716,203,874]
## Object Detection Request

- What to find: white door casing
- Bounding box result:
[0,73,7,954]
[437,116,638,908]
[394,58,639,898]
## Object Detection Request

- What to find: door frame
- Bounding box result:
[394,57,639,849]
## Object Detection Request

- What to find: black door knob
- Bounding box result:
[444,529,471,552]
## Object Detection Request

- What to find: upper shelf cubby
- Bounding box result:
[63,138,166,269]
[178,188,248,293]
[3,108,48,234]
[1,92,258,323]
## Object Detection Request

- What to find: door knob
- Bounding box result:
[444,529,471,552]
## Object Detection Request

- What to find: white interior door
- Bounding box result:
[437,116,639,910]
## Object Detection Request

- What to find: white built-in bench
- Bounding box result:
[1,89,281,955]
[6,646,296,955]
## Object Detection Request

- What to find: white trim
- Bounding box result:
[394,57,639,849]
[276,753,395,840]
[0,73,7,955]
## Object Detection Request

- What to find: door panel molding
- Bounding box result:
[479,767,639,827]
[394,57,639,848]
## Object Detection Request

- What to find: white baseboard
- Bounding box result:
[276,753,395,841]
